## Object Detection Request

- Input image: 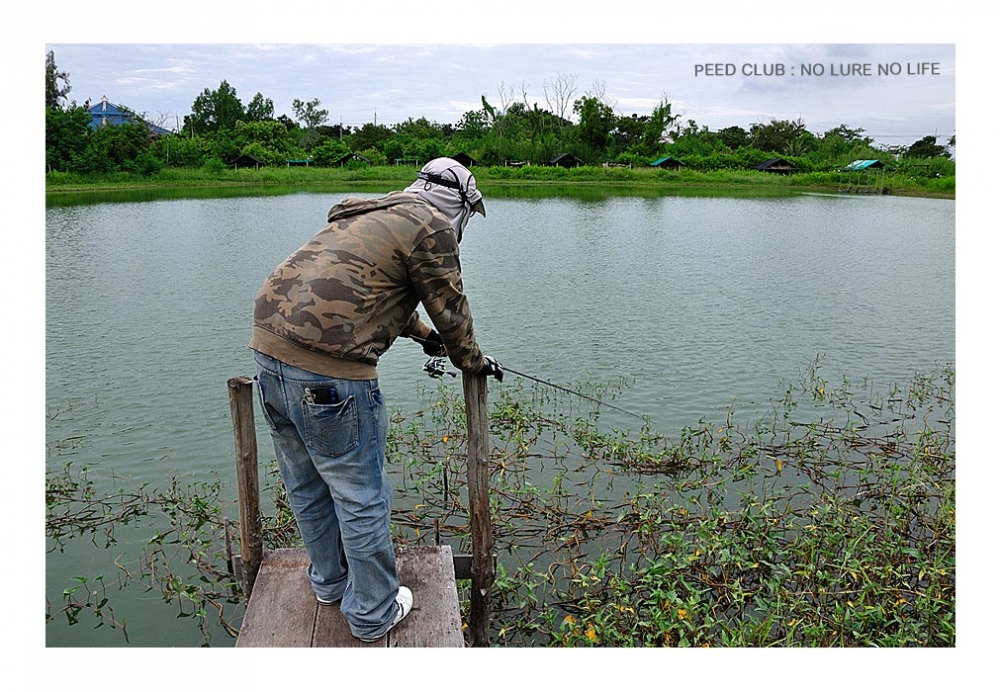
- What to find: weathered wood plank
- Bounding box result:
[313,599,386,648]
[236,549,317,647]
[392,545,464,647]
[237,546,463,647]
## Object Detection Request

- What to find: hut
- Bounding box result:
[753,158,797,175]
[333,152,372,167]
[842,159,885,171]
[548,153,585,168]
[650,156,686,170]
[450,153,476,167]
[286,158,313,167]
[231,154,264,170]
[840,159,890,194]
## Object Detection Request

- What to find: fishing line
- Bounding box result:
[409,335,649,421]
[499,363,649,421]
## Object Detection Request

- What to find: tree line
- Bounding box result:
[45,51,955,178]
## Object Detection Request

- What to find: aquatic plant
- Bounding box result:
[46,358,954,646]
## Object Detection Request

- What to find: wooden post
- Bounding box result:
[463,372,494,647]
[228,376,263,600]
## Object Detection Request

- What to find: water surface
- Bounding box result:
[45,188,954,645]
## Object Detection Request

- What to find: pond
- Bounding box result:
[45,186,954,646]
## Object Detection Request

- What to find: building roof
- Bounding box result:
[651,156,686,167]
[843,159,885,171]
[231,153,265,167]
[85,96,171,135]
[450,153,476,166]
[548,153,584,167]
[333,152,372,165]
[754,157,795,169]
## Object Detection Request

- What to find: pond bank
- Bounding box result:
[44,165,956,200]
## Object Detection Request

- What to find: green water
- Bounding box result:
[45,186,954,646]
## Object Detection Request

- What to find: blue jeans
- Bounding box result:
[253,351,400,640]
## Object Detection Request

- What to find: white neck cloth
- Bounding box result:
[403,158,485,243]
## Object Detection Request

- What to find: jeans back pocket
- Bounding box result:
[302,395,360,458]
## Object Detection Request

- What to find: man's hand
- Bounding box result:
[413,331,446,356]
[478,355,504,382]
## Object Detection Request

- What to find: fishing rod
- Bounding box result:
[418,349,649,421]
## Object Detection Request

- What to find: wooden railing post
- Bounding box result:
[463,372,494,647]
[228,376,263,600]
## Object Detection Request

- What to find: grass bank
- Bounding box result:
[45,164,955,200]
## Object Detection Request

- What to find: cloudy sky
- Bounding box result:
[48,42,954,150]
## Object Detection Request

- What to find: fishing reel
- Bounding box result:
[423,356,457,379]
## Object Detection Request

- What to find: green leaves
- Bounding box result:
[46,360,953,647]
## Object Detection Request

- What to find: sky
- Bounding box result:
[47,42,955,150]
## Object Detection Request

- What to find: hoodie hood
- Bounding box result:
[326,193,414,224]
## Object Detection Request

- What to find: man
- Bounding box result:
[249,158,502,642]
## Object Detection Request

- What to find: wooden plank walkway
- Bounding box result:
[236,545,465,647]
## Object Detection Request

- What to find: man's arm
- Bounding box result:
[400,311,434,342]
[405,230,484,372]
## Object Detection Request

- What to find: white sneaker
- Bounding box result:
[358,586,413,642]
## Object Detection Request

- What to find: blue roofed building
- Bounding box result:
[85,96,171,136]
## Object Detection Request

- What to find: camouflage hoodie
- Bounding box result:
[249,191,484,379]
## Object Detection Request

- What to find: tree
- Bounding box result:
[393,117,444,140]
[349,122,392,153]
[291,98,329,148]
[317,124,351,140]
[573,95,616,160]
[189,80,245,134]
[309,139,351,167]
[543,72,578,123]
[749,118,810,155]
[642,97,679,155]
[246,93,275,122]
[45,106,90,171]
[291,98,329,130]
[612,113,648,153]
[46,50,72,110]
[456,108,490,138]
[234,120,296,158]
[157,133,212,168]
[76,121,160,174]
[905,135,951,159]
[717,126,749,150]
[822,124,873,146]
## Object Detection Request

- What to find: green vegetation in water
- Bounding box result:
[46,357,954,647]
